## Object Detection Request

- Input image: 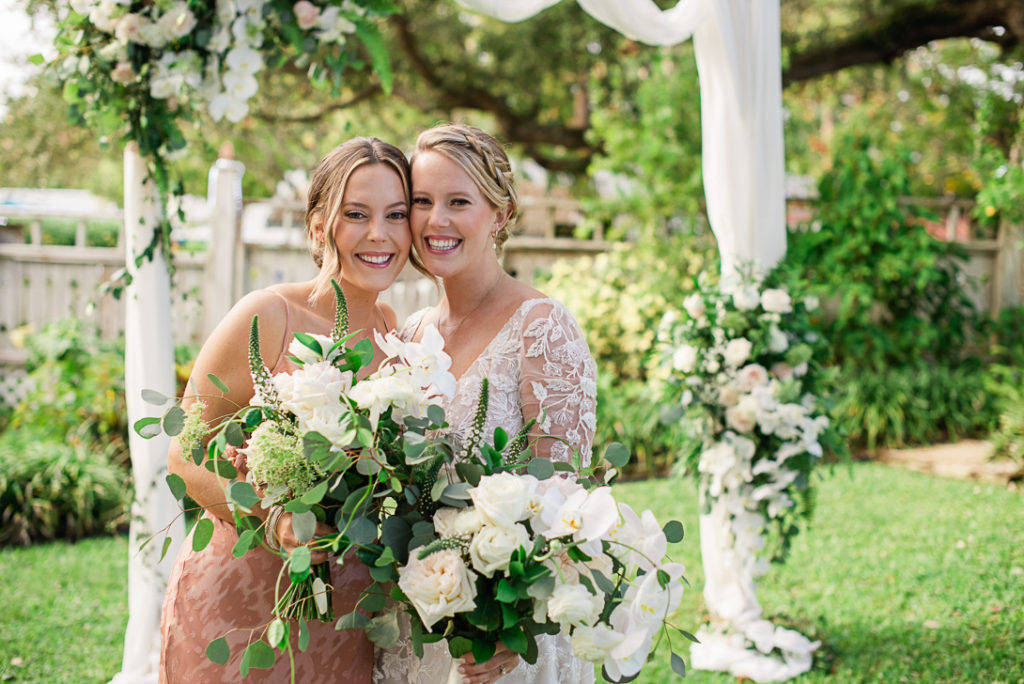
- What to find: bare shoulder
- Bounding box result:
[379,301,398,332]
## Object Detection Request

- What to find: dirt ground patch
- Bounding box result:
[873,440,1023,489]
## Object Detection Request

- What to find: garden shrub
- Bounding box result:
[10,318,128,446]
[777,135,994,449]
[986,307,1024,462]
[0,426,131,546]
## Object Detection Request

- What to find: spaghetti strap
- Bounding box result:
[266,288,292,362]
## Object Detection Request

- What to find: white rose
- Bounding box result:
[547,583,603,628]
[469,523,531,578]
[770,362,794,381]
[288,333,336,365]
[717,383,740,407]
[158,2,197,40]
[89,1,121,33]
[434,507,483,538]
[293,0,320,29]
[761,288,793,314]
[682,293,705,320]
[732,286,760,311]
[397,549,478,631]
[672,344,698,373]
[114,13,148,43]
[469,472,537,529]
[543,548,581,584]
[723,338,752,367]
[726,398,757,433]
[737,364,769,392]
[138,21,170,48]
[767,326,789,354]
[110,60,135,84]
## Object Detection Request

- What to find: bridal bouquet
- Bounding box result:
[137,281,455,672]
[657,271,843,568]
[339,380,693,682]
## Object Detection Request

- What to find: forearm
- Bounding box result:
[167,436,263,525]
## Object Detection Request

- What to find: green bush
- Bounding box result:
[10,318,128,446]
[540,233,715,381]
[986,307,1024,461]
[832,360,996,450]
[0,427,130,546]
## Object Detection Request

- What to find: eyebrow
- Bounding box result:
[343,200,408,209]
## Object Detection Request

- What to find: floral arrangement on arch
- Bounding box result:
[658,271,845,572]
[45,0,396,271]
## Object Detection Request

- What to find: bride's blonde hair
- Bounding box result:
[305,137,429,303]
[413,124,520,255]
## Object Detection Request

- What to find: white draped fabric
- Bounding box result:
[458,1,803,681]
[110,146,183,684]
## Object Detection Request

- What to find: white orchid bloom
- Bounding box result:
[608,503,667,573]
[541,486,618,557]
[621,561,687,631]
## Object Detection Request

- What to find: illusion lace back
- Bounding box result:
[373,298,598,684]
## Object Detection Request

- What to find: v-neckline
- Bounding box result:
[412,297,552,383]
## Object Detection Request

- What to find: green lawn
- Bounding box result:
[1,463,1021,683]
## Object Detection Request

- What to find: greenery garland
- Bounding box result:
[43,0,398,290]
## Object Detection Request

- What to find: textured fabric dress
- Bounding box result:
[160,292,375,683]
[373,298,599,684]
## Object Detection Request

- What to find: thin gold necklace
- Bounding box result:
[440,273,503,342]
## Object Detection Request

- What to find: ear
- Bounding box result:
[493,204,513,231]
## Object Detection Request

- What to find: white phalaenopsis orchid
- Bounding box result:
[537,485,618,557]
[608,503,667,574]
[373,325,457,400]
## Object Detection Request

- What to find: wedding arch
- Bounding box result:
[50,1,807,682]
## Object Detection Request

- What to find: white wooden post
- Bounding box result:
[203,145,245,339]
[109,143,183,684]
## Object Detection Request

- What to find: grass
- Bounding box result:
[0,463,1021,683]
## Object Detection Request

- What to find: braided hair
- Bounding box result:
[413,124,520,255]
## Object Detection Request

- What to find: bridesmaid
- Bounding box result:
[161,137,421,683]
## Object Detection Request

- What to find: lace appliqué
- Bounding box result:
[372,298,598,684]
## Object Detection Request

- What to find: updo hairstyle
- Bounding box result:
[413,124,520,255]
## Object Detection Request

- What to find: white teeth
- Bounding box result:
[427,238,459,250]
[359,254,391,264]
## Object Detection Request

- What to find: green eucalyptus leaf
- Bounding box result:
[366,612,400,649]
[526,457,555,480]
[162,406,185,436]
[671,652,687,677]
[159,536,174,563]
[336,610,371,630]
[232,529,257,558]
[663,520,685,544]
[192,518,214,552]
[205,636,230,665]
[290,545,312,575]
[227,481,260,510]
[603,442,630,468]
[225,421,245,447]
[242,640,275,670]
[291,510,316,543]
[268,618,287,649]
[165,473,187,501]
[142,388,172,406]
[348,516,378,546]
[298,616,310,652]
[207,373,229,393]
[427,404,446,427]
[134,416,162,439]
[448,636,473,659]
[301,481,329,505]
[204,458,239,479]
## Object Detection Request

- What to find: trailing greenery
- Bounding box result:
[3,464,1021,682]
[0,426,131,546]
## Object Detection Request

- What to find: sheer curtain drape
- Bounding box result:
[458,2,808,681]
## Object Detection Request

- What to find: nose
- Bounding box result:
[428,203,449,228]
[367,214,387,242]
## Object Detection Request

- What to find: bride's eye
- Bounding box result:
[450,198,470,206]
[411,197,431,207]
[344,210,367,220]
[387,210,408,220]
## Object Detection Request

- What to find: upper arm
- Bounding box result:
[181,289,289,425]
[518,301,598,465]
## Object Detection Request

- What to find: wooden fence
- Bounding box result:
[2,185,1020,372]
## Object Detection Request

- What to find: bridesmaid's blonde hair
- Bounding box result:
[413,124,520,255]
[305,137,429,303]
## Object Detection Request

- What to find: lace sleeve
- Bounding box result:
[519,300,598,465]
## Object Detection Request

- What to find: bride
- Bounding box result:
[373,124,598,684]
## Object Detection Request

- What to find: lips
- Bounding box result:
[424,236,462,254]
[356,252,395,267]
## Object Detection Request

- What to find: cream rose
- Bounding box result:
[726,399,757,433]
[672,344,698,373]
[110,61,135,84]
[737,364,769,392]
[547,583,604,628]
[682,293,706,320]
[469,472,536,529]
[469,523,531,578]
[158,2,197,40]
[434,507,483,538]
[761,288,792,314]
[397,549,478,631]
[723,338,752,367]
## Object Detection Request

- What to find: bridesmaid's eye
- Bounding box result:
[387,210,408,220]
[412,197,431,207]
[345,210,367,220]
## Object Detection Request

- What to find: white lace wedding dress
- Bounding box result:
[373,298,598,684]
